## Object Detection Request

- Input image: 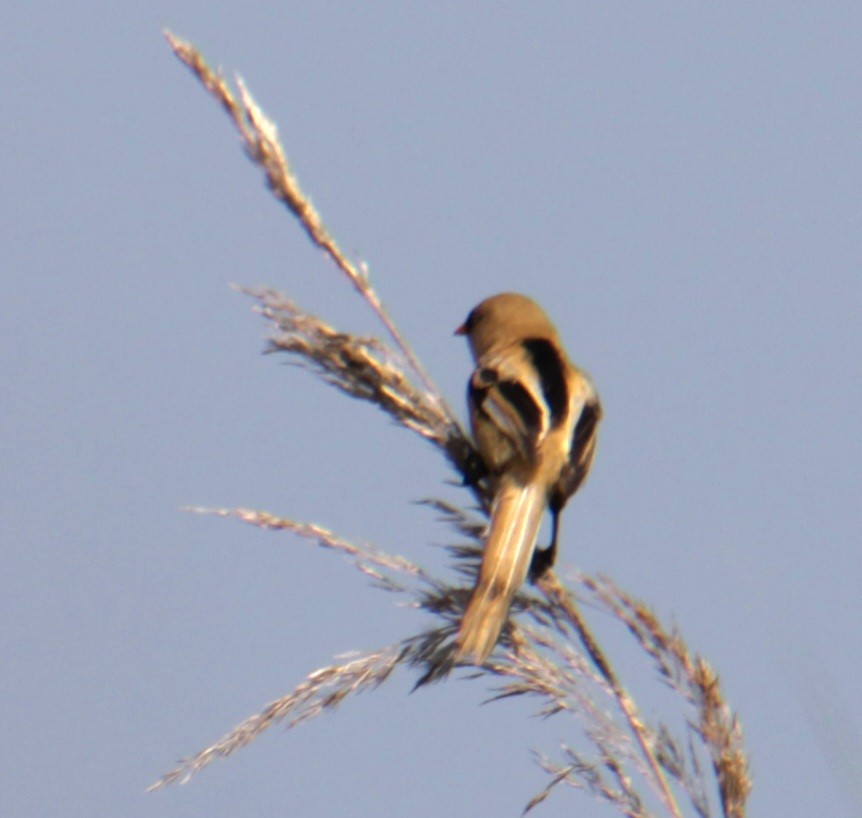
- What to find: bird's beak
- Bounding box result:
[454,322,467,336]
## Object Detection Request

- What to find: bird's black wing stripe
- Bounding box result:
[468,379,489,417]
[552,396,602,510]
[522,338,569,427]
[572,396,602,461]
[495,380,543,438]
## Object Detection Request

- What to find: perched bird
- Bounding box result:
[453,293,601,665]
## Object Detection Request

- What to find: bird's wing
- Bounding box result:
[558,381,602,499]
[468,349,550,463]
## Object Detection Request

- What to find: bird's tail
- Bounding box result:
[454,478,546,665]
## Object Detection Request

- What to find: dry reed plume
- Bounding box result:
[152,32,751,817]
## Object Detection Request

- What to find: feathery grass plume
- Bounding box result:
[148,647,403,791]
[157,31,750,817]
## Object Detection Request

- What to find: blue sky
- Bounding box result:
[2,4,860,817]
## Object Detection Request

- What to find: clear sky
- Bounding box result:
[2,4,860,817]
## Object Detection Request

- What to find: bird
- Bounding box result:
[452,293,602,665]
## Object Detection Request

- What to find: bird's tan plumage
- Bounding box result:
[453,293,600,665]
[454,477,546,664]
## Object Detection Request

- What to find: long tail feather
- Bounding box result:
[454,479,546,665]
